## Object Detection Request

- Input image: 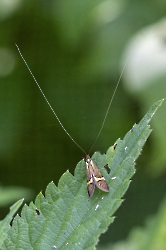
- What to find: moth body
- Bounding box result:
[85,155,109,197]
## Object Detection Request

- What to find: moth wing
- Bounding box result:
[87,181,95,197]
[94,176,109,192]
[86,156,95,197]
[93,165,109,193]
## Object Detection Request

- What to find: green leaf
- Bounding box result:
[0,199,24,248]
[1,99,164,250]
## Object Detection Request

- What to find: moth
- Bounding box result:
[16,44,127,197]
[86,155,109,197]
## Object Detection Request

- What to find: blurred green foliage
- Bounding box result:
[98,197,166,250]
[0,0,166,248]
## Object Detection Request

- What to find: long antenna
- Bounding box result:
[15,44,87,155]
[16,35,139,157]
[88,34,140,154]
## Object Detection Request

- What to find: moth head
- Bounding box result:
[85,155,91,163]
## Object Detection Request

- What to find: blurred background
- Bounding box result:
[0,0,166,248]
